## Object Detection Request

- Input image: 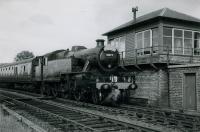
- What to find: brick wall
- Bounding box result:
[158,69,169,107]
[169,67,200,111]
[130,68,168,107]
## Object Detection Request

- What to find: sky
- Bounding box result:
[0,0,200,63]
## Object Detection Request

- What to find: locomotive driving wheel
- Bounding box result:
[51,88,58,97]
[92,88,100,104]
[46,87,51,96]
[40,85,45,96]
[74,89,83,101]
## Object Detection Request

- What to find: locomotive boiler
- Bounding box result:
[0,39,135,105]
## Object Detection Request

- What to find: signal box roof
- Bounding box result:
[103,8,200,35]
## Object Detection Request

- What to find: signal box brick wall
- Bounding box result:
[130,68,168,107]
[169,66,200,111]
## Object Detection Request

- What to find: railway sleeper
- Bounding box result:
[56,124,84,132]
[166,118,179,126]
[45,118,64,124]
[173,114,186,120]
[185,115,199,122]
[32,113,50,119]
[181,120,196,130]
[127,113,136,118]
[38,116,61,123]
[77,118,99,122]
[98,126,134,132]
[154,112,165,117]
[104,126,133,132]
[70,115,91,120]
[66,114,85,119]
[56,110,75,115]
[81,120,106,125]
[90,122,114,128]
[154,116,166,123]
[65,113,83,116]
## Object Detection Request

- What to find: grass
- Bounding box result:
[0,105,32,132]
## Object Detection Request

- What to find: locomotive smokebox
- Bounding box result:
[96,39,104,47]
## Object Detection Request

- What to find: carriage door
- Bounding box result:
[14,67,18,76]
[184,73,196,110]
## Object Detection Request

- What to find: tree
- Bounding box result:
[14,50,35,62]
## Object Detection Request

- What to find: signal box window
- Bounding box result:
[135,28,159,56]
[174,29,183,54]
[184,31,192,55]
[194,32,200,55]
[108,36,125,58]
[136,32,143,55]
[136,29,156,55]
[144,30,151,54]
[163,27,172,53]
[152,28,159,53]
[163,28,200,56]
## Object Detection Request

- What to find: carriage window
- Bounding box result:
[24,66,25,72]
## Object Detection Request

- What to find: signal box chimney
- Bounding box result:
[96,39,105,47]
[132,6,138,22]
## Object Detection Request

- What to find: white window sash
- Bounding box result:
[172,28,174,54]
[183,30,185,55]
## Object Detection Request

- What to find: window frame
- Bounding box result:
[173,28,183,55]
[108,36,126,58]
[135,29,154,56]
[193,31,200,56]
[163,27,200,56]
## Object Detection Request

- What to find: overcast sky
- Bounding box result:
[0,0,200,63]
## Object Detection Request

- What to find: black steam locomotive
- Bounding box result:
[0,39,134,105]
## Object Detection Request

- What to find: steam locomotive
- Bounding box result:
[0,39,135,105]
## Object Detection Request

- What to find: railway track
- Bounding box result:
[52,98,200,132]
[0,89,168,132]
[1,88,199,131]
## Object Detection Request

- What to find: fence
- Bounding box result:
[118,46,200,64]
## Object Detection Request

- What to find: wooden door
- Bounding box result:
[184,73,196,110]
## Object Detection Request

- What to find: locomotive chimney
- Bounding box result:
[132,6,138,22]
[96,39,105,47]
